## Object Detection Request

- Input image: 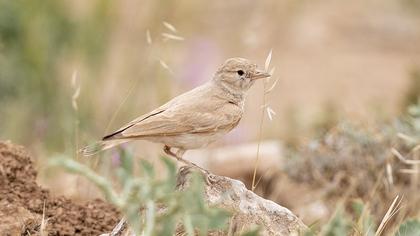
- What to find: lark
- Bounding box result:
[81,58,271,170]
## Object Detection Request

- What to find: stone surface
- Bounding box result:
[177,167,306,235]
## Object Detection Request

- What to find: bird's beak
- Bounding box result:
[251,69,271,80]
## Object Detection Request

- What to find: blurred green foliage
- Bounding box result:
[402,69,420,112]
[296,100,420,236]
[397,99,420,146]
[351,200,375,236]
[407,100,420,137]
[301,200,420,236]
[396,219,420,236]
[0,0,112,150]
[49,150,231,235]
[320,209,351,236]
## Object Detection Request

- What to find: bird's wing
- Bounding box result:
[102,84,208,140]
[102,104,169,140]
[110,99,242,139]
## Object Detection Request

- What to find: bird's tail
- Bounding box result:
[79,139,129,157]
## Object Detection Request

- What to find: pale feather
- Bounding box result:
[107,82,243,139]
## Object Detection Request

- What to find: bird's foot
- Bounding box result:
[164,145,214,184]
[181,163,216,185]
[179,165,216,185]
[205,173,217,185]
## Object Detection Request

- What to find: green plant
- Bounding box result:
[49,150,230,235]
[0,0,113,151]
[395,219,420,236]
[352,199,376,236]
[401,69,420,110]
[320,208,351,236]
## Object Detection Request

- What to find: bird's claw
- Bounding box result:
[183,163,215,185]
[205,173,217,185]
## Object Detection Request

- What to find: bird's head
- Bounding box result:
[213,57,271,93]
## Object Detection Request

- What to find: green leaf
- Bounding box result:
[321,209,351,236]
[352,199,364,218]
[156,215,176,236]
[241,228,260,236]
[206,209,230,229]
[125,205,142,235]
[140,159,155,178]
[351,199,375,236]
[183,214,194,236]
[302,228,317,236]
[395,219,420,236]
[161,157,177,180]
[119,148,133,176]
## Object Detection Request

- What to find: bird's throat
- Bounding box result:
[213,81,245,106]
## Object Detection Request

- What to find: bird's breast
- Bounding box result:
[145,131,227,150]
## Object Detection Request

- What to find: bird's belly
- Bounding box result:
[145,132,226,149]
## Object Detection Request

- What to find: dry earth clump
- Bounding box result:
[0,141,120,235]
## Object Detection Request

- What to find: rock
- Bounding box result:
[104,166,306,236]
[177,167,306,235]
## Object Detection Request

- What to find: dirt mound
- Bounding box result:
[0,141,120,235]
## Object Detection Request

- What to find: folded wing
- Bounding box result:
[104,100,241,140]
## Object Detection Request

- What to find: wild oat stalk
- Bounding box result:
[163,21,178,33]
[375,195,403,236]
[161,21,184,41]
[40,200,48,236]
[71,70,80,158]
[103,76,142,136]
[71,70,84,198]
[251,49,278,191]
[104,21,184,136]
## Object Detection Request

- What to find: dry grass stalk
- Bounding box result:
[375,195,403,236]
[266,106,276,121]
[399,169,419,174]
[71,70,81,158]
[71,70,80,112]
[386,162,394,186]
[397,133,417,144]
[40,200,48,236]
[103,80,139,135]
[392,148,420,165]
[158,58,174,74]
[251,49,273,191]
[146,29,152,45]
[162,21,177,33]
[264,50,272,72]
[161,33,184,41]
[251,96,266,192]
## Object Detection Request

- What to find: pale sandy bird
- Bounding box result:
[81,58,270,169]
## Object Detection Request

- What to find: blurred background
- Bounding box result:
[1,0,420,233]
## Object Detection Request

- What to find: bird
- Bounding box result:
[80,57,271,171]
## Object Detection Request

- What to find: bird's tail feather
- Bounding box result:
[79,139,129,157]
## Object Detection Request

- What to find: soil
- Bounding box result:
[0,141,120,236]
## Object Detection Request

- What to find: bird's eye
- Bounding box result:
[237,70,244,76]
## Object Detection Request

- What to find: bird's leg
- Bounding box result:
[164,146,215,184]
[175,149,210,175]
[174,149,216,185]
[163,145,178,159]
[163,146,192,166]
[163,146,211,175]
